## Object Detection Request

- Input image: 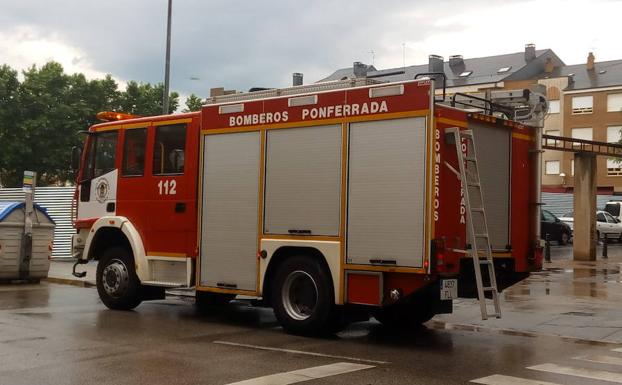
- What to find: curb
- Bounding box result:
[43,277,95,288]
[428,320,621,347]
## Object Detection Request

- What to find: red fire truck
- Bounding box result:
[71,78,542,334]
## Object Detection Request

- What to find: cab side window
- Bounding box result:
[84,131,118,179]
[153,124,186,175]
[597,212,606,222]
[122,128,147,176]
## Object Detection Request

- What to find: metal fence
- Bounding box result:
[541,192,617,217]
[0,187,75,259]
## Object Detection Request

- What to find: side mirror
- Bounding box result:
[555,217,560,222]
[71,146,82,172]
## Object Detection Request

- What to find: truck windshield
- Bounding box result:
[83,131,118,180]
[605,203,620,217]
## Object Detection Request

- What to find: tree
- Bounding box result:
[0,61,184,187]
[119,81,179,116]
[183,94,204,112]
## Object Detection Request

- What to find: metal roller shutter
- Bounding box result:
[264,125,342,236]
[346,117,427,267]
[200,131,260,290]
[470,122,511,250]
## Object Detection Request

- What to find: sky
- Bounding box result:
[0,0,621,106]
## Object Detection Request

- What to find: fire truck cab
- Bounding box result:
[72,78,543,335]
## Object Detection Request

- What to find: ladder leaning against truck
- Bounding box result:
[70,77,544,335]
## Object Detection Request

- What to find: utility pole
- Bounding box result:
[163,0,172,115]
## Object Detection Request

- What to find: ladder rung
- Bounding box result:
[472,207,485,212]
[467,182,481,187]
[474,233,489,238]
[460,131,473,137]
[483,287,496,291]
[465,156,477,162]
[478,260,493,264]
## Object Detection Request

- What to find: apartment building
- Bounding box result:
[539,54,622,193]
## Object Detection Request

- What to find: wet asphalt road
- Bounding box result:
[2,282,622,384]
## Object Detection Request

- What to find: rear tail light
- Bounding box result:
[433,238,447,273]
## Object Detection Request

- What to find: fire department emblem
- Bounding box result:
[95,178,110,203]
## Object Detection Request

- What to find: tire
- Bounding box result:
[271,256,338,336]
[559,232,569,245]
[96,246,142,310]
[195,291,234,307]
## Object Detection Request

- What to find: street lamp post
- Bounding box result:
[163,0,172,115]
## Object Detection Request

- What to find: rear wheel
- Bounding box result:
[272,256,339,335]
[559,232,569,245]
[96,247,142,310]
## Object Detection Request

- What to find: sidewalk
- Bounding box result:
[433,244,622,344]
[46,245,622,344]
[46,259,97,287]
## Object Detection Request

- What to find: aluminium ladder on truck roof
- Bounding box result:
[444,127,501,320]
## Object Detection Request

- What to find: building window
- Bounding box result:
[545,129,560,145]
[608,93,622,112]
[607,126,622,176]
[572,95,593,114]
[548,100,560,114]
[545,160,560,175]
[571,160,574,176]
[571,127,592,140]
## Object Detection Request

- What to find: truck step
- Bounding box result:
[141,280,185,288]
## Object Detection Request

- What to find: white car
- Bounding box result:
[559,210,622,241]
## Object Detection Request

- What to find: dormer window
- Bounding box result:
[497,66,512,73]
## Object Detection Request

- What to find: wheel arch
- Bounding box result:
[83,216,148,282]
[261,245,336,307]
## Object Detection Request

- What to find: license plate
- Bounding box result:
[440,279,458,300]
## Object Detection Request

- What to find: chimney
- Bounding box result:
[353,62,368,78]
[587,52,595,71]
[449,55,464,68]
[544,57,555,73]
[292,72,303,86]
[525,43,536,62]
[428,55,444,73]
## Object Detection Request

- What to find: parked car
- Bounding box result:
[558,210,622,241]
[604,201,622,221]
[541,209,572,245]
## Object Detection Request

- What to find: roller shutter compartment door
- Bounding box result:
[347,117,427,268]
[264,125,342,236]
[470,122,511,250]
[200,131,260,291]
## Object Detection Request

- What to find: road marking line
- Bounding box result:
[470,374,562,385]
[213,340,389,364]
[528,363,622,383]
[225,362,374,385]
[575,354,622,366]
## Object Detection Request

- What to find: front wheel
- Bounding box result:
[272,256,338,335]
[96,247,142,310]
